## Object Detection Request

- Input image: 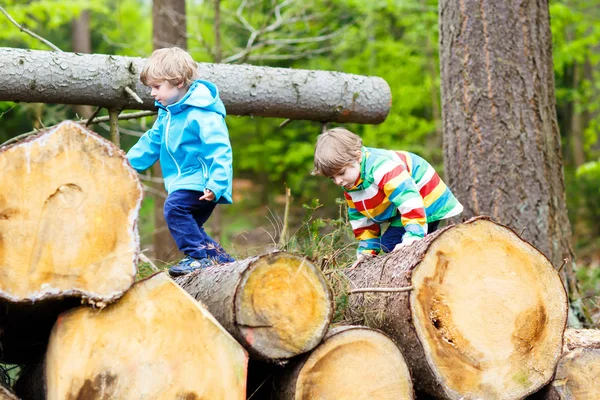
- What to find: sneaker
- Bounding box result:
[168,256,212,277]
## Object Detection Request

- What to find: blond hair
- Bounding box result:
[140,47,198,88]
[313,128,363,177]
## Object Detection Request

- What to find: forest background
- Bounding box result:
[0,0,599,318]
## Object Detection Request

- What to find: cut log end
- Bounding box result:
[45,273,248,400]
[410,218,568,399]
[235,253,333,360]
[539,329,600,400]
[287,326,413,399]
[0,121,142,302]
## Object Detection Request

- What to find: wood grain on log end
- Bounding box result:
[45,273,248,400]
[0,120,142,303]
[235,253,333,360]
[276,325,414,400]
[409,218,568,399]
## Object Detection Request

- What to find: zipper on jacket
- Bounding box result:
[361,199,376,220]
[197,155,208,180]
[164,111,181,192]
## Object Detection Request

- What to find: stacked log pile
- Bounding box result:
[0,122,597,399]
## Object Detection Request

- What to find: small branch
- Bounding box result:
[279,118,293,128]
[558,258,570,273]
[349,286,414,295]
[108,109,121,146]
[85,107,102,127]
[124,87,144,104]
[139,253,160,272]
[0,6,63,52]
[0,111,157,149]
[278,186,291,247]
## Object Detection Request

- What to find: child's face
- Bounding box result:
[149,80,187,106]
[330,162,361,190]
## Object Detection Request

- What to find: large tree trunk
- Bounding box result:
[344,217,568,400]
[0,48,391,124]
[175,252,333,363]
[150,0,188,263]
[18,273,247,400]
[537,329,600,400]
[438,0,581,305]
[0,121,142,363]
[273,326,414,400]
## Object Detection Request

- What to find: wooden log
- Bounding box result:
[36,273,248,400]
[0,121,143,363]
[175,252,333,363]
[537,329,600,400]
[273,326,414,399]
[345,217,568,400]
[0,47,391,124]
[0,384,19,400]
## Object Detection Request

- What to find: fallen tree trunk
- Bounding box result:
[344,217,568,400]
[20,273,247,400]
[175,252,333,363]
[537,328,600,400]
[0,47,391,124]
[273,325,414,399]
[0,121,143,363]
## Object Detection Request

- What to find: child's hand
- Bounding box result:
[199,189,215,202]
[348,253,374,271]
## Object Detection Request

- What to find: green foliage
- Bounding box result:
[576,160,600,237]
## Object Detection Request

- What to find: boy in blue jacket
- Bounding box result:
[127,47,234,277]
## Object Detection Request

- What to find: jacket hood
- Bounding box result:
[157,80,227,116]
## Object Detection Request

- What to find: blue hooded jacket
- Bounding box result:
[127,80,233,204]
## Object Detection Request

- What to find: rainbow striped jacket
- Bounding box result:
[344,147,463,255]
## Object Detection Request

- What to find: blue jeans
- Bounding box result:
[380,220,441,253]
[163,190,233,262]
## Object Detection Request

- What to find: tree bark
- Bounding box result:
[0,121,142,363]
[33,273,247,400]
[150,0,189,264]
[536,329,600,400]
[273,326,414,400]
[344,217,568,400]
[71,10,94,119]
[0,48,391,124]
[175,252,333,363]
[152,0,187,50]
[438,0,580,302]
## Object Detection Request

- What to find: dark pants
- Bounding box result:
[164,190,233,262]
[380,220,441,253]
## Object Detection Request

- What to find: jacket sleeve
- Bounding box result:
[126,113,164,172]
[372,159,427,243]
[193,111,232,202]
[345,192,381,256]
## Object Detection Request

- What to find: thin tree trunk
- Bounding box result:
[570,63,585,168]
[439,0,584,319]
[71,10,94,119]
[151,0,188,263]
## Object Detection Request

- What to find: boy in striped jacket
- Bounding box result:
[313,128,463,263]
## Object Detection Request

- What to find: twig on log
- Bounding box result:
[124,87,144,104]
[85,107,102,127]
[558,258,570,273]
[278,186,291,248]
[279,118,293,128]
[0,6,63,52]
[349,286,414,295]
